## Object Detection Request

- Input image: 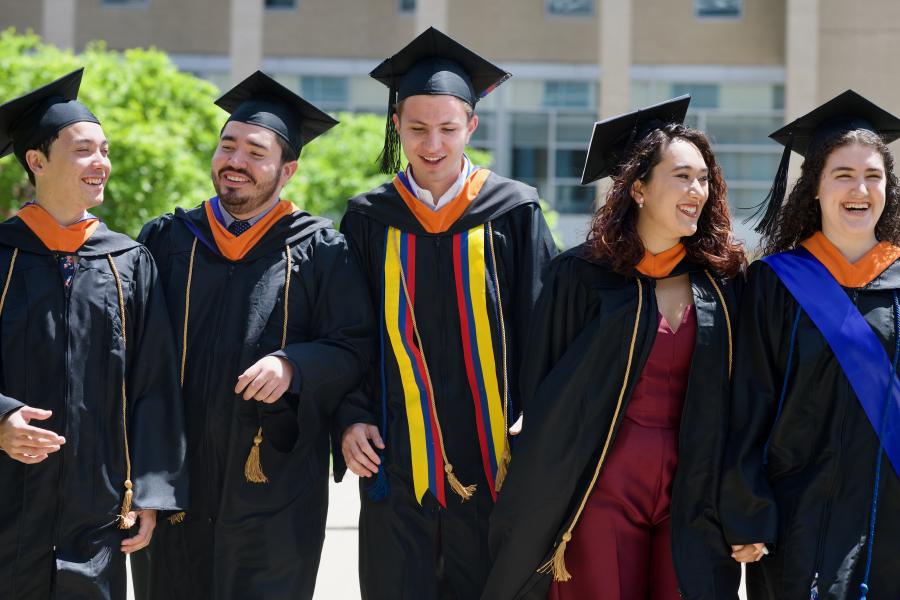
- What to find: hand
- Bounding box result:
[121,509,156,554]
[235,356,294,403]
[509,414,523,436]
[731,543,768,563]
[0,406,65,464]
[342,423,385,477]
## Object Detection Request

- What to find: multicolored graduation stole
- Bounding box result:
[383,224,509,506]
[763,248,900,477]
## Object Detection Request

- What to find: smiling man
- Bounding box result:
[338,28,558,600]
[0,69,187,600]
[136,71,373,600]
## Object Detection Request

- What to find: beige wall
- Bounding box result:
[75,0,228,54]
[448,0,599,63]
[818,0,900,113]
[632,0,784,65]
[4,1,41,34]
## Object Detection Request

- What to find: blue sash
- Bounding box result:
[763,248,900,476]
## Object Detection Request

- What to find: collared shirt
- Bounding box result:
[217,197,279,229]
[406,155,472,212]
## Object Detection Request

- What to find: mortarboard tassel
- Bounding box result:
[244,427,269,483]
[378,79,402,175]
[748,133,794,237]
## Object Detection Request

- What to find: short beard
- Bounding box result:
[212,168,280,216]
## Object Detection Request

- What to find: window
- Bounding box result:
[543,81,593,109]
[300,76,349,108]
[695,0,742,18]
[265,0,296,9]
[546,0,593,17]
[672,83,719,109]
[398,0,416,13]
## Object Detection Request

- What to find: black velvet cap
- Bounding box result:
[752,90,900,235]
[0,68,100,169]
[580,95,691,184]
[370,27,510,173]
[215,70,338,155]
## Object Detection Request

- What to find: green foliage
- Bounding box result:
[0,29,223,236]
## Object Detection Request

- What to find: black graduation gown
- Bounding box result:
[719,258,900,600]
[482,247,742,600]
[137,203,374,600]
[0,218,186,600]
[340,172,557,600]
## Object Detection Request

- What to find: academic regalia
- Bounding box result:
[482,248,741,600]
[0,70,186,600]
[138,201,373,600]
[720,91,900,600]
[342,167,557,600]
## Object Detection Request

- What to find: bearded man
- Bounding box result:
[135,71,374,600]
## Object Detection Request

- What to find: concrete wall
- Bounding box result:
[4,1,41,35]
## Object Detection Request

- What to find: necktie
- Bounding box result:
[228,220,251,236]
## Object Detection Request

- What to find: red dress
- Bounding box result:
[549,304,696,600]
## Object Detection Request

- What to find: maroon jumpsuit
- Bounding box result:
[550,304,696,600]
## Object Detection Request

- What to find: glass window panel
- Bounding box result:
[672,83,719,109]
[716,151,781,181]
[704,115,783,145]
[695,0,741,18]
[265,0,296,8]
[102,0,146,4]
[349,76,387,111]
[543,81,592,109]
[512,113,549,147]
[507,80,544,110]
[555,149,588,179]
[719,83,777,111]
[301,76,349,108]
[556,112,596,143]
[555,185,596,214]
[512,148,549,180]
[471,112,493,144]
[772,85,785,110]
[398,0,416,13]
[546,0,593,16]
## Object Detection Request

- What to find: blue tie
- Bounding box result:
[228,220,251,236]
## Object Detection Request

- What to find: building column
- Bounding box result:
[415,0,448,34]
[785,0,819,121]
[598,0,632,119]
[42,0,76,50]
[229,0,264,85]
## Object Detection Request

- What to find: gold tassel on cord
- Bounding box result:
[168,511,186,525]
[537,531,572,582]
[445,464,476,501]
[244,427,269,483]
[495,442,511,492]
[118,480,135,529]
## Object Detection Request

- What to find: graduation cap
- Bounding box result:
[752,89,900,236]
[370,27,511,173]
[215,70,339,157]
[0,68,100,171]
[580,95,691,185]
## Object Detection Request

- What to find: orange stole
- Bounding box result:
[393,169,491,234]
[17,204,99,252]
[801,231,900,288]
[204,200,296,261]
[636,243,686,278]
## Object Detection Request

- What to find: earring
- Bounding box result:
[637,199,644,209]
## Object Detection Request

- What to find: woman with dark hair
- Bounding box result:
[481,96,744,600]
[719,91,900,600]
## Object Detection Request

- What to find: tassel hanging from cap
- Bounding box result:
[378,79,402,175]
[748,132,794,237]
[244,427,269,483]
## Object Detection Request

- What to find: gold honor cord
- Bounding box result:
[538,278,644,581]
[486,222,512,492]
[0,248,18,317]
[243,245,292,484]
[393,232,477,501]
[107,254,135,529]
[703,270,733,377]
